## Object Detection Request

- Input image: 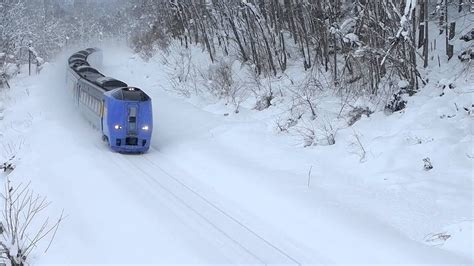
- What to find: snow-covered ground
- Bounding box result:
[0,41,472,264]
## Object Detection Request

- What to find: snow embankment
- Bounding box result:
[100,45,473,264]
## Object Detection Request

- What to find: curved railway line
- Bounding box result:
[93,140,305,264]
[122,149,302,265]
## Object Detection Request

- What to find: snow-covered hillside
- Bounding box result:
[0,42,471,264]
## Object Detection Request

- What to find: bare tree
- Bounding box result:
[0,179,64,266]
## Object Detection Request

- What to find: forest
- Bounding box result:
[1,0,473,133]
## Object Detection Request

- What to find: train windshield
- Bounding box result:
[128,106,137,132]
[112,87,150,101]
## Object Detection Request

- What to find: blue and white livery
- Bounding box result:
[66,48,153,153]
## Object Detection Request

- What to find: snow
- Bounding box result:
[343,33,359,44]
[398,79,410,88]
[0,40,472,264]
[442,221,474,259]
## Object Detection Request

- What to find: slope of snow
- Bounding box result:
[0,41,472,264]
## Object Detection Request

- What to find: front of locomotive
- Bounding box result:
[103,87,153,153]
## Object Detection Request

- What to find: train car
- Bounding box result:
[102,87,153,153]
[66,48,153,153]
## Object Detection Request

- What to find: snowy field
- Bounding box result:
[0,44,472,264]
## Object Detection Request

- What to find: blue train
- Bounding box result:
[66,48,153,153]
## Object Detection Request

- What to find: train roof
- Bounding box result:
[76,65,100,74]
[75,66,104,81]
[95,77,128,90]
[70,53,86,59]
[111,87,150,101]
[68,56,86,64]
[69,61,89,70]
[69,58,88,65]
[68,48,142,94]
[76,50,89,57]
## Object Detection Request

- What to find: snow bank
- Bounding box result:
[101,45,473,264]
[443,221,474,260]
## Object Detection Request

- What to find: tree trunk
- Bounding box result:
[423,0,429,68]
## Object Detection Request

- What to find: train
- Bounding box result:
[66,48,153,153]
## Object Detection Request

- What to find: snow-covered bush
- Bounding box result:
[294,122,317,148]
[254,93,274,111]
[0,179,63,266]
[205,60,234,98]
[130,25,171,61]
[292,117,338,147]
[203,60,247,113]
[384,81,414,113]
[168,47,201,97]
[458,48,473,62]
[347,107,373,126]
[385,91,407,113]
[460,29,474,42]
[290,71,324,120]
[247,68,276,111]
[423,157,433,171]
[1,157,15,174]
[1,140,25,174]
[276,101,304,133]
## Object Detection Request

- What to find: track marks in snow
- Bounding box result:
[114,149,305,265]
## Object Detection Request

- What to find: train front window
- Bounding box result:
[128,107,137,131]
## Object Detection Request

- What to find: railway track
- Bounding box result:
[109,147,302,265]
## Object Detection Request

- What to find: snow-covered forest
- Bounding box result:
[0,0,473,265]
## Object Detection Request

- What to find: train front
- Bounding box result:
[103,87,153,153]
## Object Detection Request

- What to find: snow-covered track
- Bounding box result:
[117,150,301,265]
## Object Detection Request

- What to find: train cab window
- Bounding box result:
[128,107,137,131]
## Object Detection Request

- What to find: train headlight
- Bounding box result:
[142,125,149,131]
[114,124,122,130]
